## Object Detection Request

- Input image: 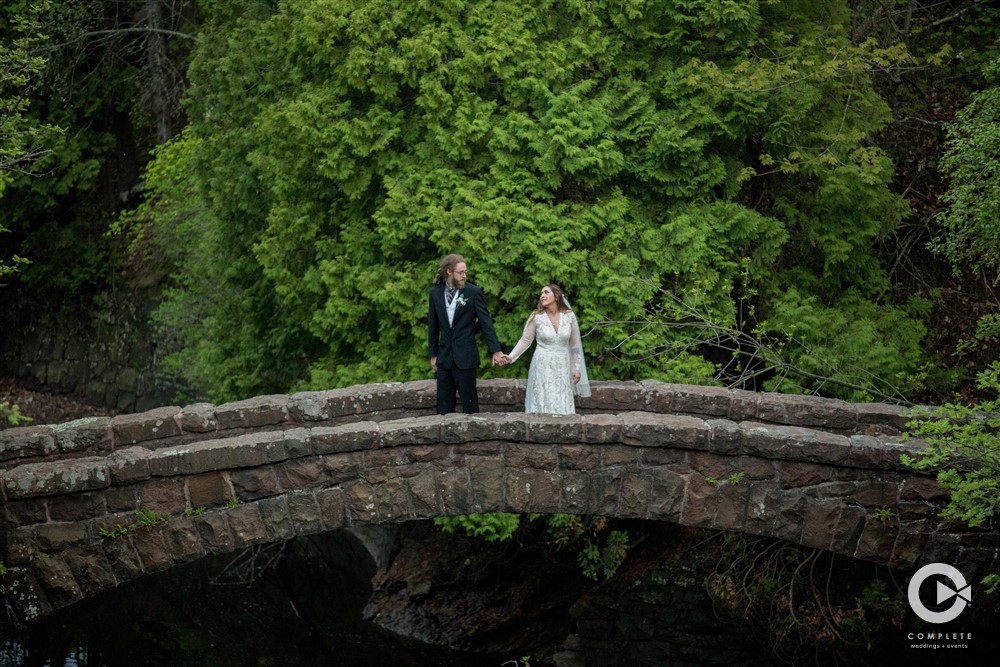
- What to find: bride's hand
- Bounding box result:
[572,371,581,384]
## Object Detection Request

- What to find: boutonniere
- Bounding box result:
[455,294,468,307]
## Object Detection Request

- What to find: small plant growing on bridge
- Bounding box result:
[184,507,206,517]
[137,509,170,528]
[728,471,746,485]
[226,496,243,509]
[874,507,895,522]
[99,522,137,539]
[0,560,8,595]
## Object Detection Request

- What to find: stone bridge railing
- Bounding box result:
[0,380,994,639]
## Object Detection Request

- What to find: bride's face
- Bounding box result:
[538,286,555,308]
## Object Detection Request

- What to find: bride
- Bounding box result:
[504,284,591,414]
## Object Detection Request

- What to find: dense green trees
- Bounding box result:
[127,0,941,403]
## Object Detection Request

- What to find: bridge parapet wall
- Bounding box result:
[0,380,908,469]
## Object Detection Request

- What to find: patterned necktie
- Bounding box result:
[447,287,457,305]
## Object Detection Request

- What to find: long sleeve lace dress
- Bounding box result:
[507,309,590,414]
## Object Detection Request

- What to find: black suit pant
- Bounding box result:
[436,366,479,414]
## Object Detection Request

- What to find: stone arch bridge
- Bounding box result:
[0,380,995,638]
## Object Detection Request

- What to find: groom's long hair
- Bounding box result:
[433,253,466,286]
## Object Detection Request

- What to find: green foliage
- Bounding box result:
[874,507,895,523]
[902,361,1000,529]
[1,401,32,426]
[546,514,630,581]
[127,0,927,402]
[137,508,170,527]
[934,58,1000,278]
[183,506,206,517]
[225,496,243,509]
[434,513,522,542]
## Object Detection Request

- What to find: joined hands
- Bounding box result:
[492,351,512,366]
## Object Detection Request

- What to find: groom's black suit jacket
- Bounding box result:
[428,282,502,370]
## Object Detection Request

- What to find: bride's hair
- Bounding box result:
[433,253,466,286]
[534,283,571,313]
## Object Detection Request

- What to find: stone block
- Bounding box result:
[400,379,437,409]
[111,406,182,446]
[582,414,622,444]
[48,491,106,522]
[63,545,117,597]
[178,402,218,433]
[757,393,856,430]
[0,425,57,462]
[381,416,443,448]
[407,468,440,518]
[257,497,295,541]
[477,378,521,406]
[679,474,719,529]
[147,432,287,476]
[3,526,37,565]
[288,383,404,422]
[322,452,365,484]
[658,383,733,417]
[713,481,749,533]
[214,395,289,429]
[230,467,280,501]
[3,498,47,527]
[579,381,643,411]
[438,468,472,515]
[506,444,557,471]
[275,457,328,491]
[855,402,909,434]
[161,518,205,562]
[504,468,560,514]
[468,456,504,513]
[706,419,742,456]
[187,471,232,508]
[621,413,709,449]
[226,503,269,548]
[35,522,88,552]
[373,477,412,522]
[311,422,380,454]
[286,493,324,535]
[829,505,867,556]
[558,445,601,470]
[316,487,346,529]
[102,535,144,584]
[33,556,84,609]
[602,445,639,467]
[344,480,378,523]
[899,475,948,501]
[560,470,595,515]
[137,477,187,515]
[104,486,139,513]
[4,567,53,623]
[282,427,312,458]
[527,413,583,444]
[443,412,524,443]
[193,514,235,554]
[107,446,152,484]
[4,457,110,499]
[52,416,111,454]
[617,471,651,519]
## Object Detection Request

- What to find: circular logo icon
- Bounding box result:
[907,563,971,624]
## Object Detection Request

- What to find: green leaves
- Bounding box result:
[134,0,929,401]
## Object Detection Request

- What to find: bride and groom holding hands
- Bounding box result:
[428,253,591,416]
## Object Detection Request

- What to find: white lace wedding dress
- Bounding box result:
[508,310,590,414]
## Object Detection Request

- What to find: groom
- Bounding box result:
[428,253,506,414]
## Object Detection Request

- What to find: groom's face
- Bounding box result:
[448,262,468,289]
